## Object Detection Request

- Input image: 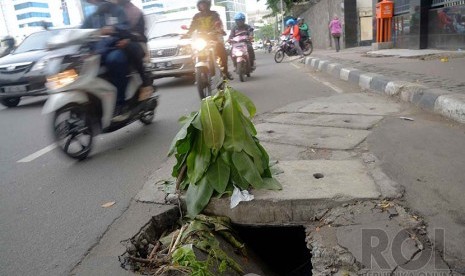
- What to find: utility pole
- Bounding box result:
[280,0,284,32]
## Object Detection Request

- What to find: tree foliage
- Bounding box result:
[261,0,306,14]
[255,23,276,40]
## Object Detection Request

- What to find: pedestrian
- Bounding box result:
[328,15,342,52]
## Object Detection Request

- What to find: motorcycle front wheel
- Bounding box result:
[274,50,285,63]
[303,40,314,56]
[238,61,245,82]
[53,105,93,160]
[195,67,211,99]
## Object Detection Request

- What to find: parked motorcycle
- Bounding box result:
[230,30,252,82]
[42,29,158,160]
[189,32,225,99]
[274,35,313,63]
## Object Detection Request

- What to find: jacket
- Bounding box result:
[186,10,226,39]
[282,25,301,41]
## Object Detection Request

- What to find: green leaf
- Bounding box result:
[241,112,257,136]
[187,132,211,184]
[230,165,249,190]
[256,139,272,177]
[222,91,246,152]
[205,157,230,194]
[232,151,264,188]
[200,98,225,151]
[255,177,282,190]
[230,88,256,118]
[242,133,265,175]
[186,176,214,218]
[172,152,187,177]
[168,113,198,156]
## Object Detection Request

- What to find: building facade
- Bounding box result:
[215,0,246,29]
[0,0,83,40]
[375,0,465,50]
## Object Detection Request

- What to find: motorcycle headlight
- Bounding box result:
[178,45,192,55]
[192,39,207,51]
[31,59,47,71]
[46,69,79,90]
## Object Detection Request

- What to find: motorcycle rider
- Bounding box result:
[282,18,304,59]
[116,0,154,96]
[297,17,310,50]
[81,0,132,118]
[185,0,233,80]
[228,12,255,69]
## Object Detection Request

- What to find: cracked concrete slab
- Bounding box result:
[204,160,380,225]
[256,123,370,150]
[265,113,384,130]
[134,159,175,204]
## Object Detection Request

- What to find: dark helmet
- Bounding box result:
[197,0,211,9]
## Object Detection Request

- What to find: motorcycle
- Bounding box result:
[42,29,158,160]
[274,35,313,63]
[265,41,272,53]
[189,32,225,99]
[230,30,252,82]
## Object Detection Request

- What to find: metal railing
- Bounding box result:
[431,0,459,7]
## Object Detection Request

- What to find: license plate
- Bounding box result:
[3,85,27,93]
[155,62,172,69]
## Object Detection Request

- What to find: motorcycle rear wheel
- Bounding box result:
[274,50,285,63]
[195,67,211,99]
[53,105,93,160]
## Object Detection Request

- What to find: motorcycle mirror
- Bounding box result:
[180,25,188,30]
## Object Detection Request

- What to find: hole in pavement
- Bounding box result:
[313,173,324,179]
[266,130,275,134]
[343,119,351,123]
[235,225,312,276]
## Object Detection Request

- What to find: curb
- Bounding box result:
[303,57,465,124]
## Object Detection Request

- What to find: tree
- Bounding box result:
[261,0,305,14]
[256,23,276,40]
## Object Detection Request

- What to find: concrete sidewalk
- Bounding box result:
[303,46,465,124]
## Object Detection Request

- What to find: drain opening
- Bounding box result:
[313,173,324,179]
[235,225,312,276]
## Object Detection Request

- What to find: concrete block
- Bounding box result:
[256,123,370,150]
[371,41,394,50]
[412,88,449,110]
[370,76,393,94]
[265,113,383,130]
[272,99,314,113]
[348,69,362,84]
[359,73,379,90]
[434,93,465,124]
[340,68,352,81]
[298,101,400,116]
[205,160,380,225]
[311,58,319,68]
[327,63,342,78]
[400,84,429,103]
[385,81,411,96]
[135,159,175,204]
[260,141,307,161]
[318,60,329,71]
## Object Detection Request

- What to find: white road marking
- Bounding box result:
[307,73,344,94]
[17,144,57,163]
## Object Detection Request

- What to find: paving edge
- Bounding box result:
[303,57,465,124]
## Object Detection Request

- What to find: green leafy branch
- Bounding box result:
[168,85,281,218]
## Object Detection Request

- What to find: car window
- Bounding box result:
[14,30,62,54]
[147,19,191,39]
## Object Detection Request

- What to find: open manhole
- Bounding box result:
[120,209,312,275]
[313,173,324,179]
[235,225,312,276]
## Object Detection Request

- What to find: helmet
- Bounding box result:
[2,36,15,48]
[286,19,295,26]
[234,12,246,21]
[196,0,211,9]
[297,17,303,22]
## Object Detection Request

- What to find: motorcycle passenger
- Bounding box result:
[229,12,255,69]
[116,0,154,96]
[297,17,310,50]
[282,18,304,59]
[185,0,233,80]
[81,0,132,118]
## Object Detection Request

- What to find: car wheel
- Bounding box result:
[1,97,21,107]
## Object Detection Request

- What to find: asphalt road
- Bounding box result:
[0,52,335,276]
